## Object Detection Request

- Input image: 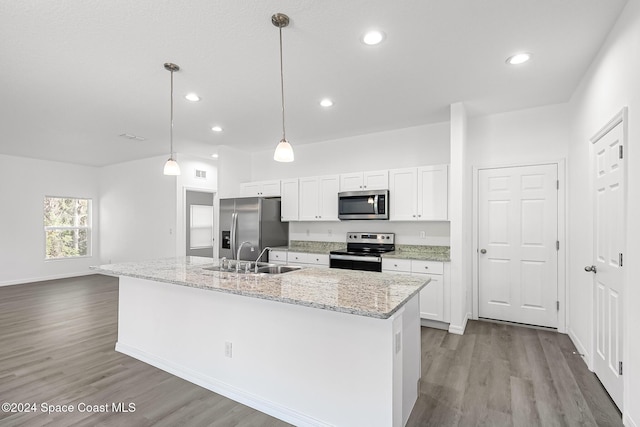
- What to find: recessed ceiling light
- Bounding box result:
[320,98,334,107]
[185,93,201,102]
[362,30,385,46]
[506,52,532,65]
[211,126,223,132]
[211,153,219,158]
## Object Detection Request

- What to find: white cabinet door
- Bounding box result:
[281,178,299,221]
[239,180,281,197]
[389,168,417,221]
[318,175,339,221]
[299,177,320,221]
[414,273,444,322]
[363,170,389,190]
[340,172,364,191]
[239,182,261,197]
[340,170,389,191]
[417,165,448,220]
[298,175,338,221]
[261,180,282,197]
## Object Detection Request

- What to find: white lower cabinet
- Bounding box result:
[382,258,449,323]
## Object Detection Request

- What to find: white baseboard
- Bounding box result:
[420,319,449,330]
[115,342,329,427]
[0,271,96,287]
[625,412,638,427]
[567,327,591,370]
[448,311,470,335]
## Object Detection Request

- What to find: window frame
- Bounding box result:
[43,196,93,261]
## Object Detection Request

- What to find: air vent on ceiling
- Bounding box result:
[119,133,146,141]
[195,170,207,179]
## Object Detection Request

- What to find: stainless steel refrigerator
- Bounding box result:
[219,197,289,261]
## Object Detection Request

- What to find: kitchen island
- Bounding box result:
[92,257,429,427]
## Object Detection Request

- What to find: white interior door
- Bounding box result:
[478,164,558,328]
[591,121,624,410]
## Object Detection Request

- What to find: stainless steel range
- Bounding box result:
[329,232,395,272]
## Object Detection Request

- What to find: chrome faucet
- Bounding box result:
[254,247,271,272]
[236,241,252,272]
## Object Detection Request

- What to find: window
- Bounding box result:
[44,197,92,259]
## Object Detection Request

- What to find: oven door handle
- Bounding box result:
[330,254,382,263]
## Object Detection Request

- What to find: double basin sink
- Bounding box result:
[204,261,302,275]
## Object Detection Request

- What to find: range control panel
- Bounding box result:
[346,232,395,244]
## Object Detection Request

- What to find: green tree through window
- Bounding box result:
[44,197,91,259]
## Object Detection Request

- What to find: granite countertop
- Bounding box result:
[270,240,345,254]
[91,256,429,320]
[382,245,450,262]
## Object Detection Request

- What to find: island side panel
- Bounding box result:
[116,276,413,427]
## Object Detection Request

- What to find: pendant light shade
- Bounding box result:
[272,13,294,162]
[274,138,294,162]
[163,62,181,175]
[163,159,181,175]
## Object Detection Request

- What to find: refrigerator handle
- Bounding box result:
[231,212,238,259]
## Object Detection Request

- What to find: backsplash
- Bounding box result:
[288,221,450,246]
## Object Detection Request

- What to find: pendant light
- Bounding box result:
[163,62,181,175]
[272,13,294,162]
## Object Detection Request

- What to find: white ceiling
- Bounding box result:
[0,0,628,167]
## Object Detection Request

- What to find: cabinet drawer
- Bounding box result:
[381,258,411,273]
[307,253,329,266]
[287,252,308,264]
[410,260,444,275]
[269,251,287,263]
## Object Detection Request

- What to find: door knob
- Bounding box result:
[584,265,597,273]
[480,249,487,254]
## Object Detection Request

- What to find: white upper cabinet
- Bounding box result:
[280,178,299,221]
[299,175,339,221]
[389,165,448,221]
[389,168,418,220]
[339,170,389,192]
[239,180,281,197]
[417,165,448,220]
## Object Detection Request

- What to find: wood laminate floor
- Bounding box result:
[0,275,622,427]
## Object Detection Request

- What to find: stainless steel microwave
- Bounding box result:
[338,190,389,220]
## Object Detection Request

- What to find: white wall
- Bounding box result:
[99,155,177,264]
[217,146,252,199]
[566,1,640,424]
[468,103,570,166]
[249,122,451,181]
[0,154,100,285]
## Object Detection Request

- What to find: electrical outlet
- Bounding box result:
[225,342,233,358]
[419,231,426,239]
